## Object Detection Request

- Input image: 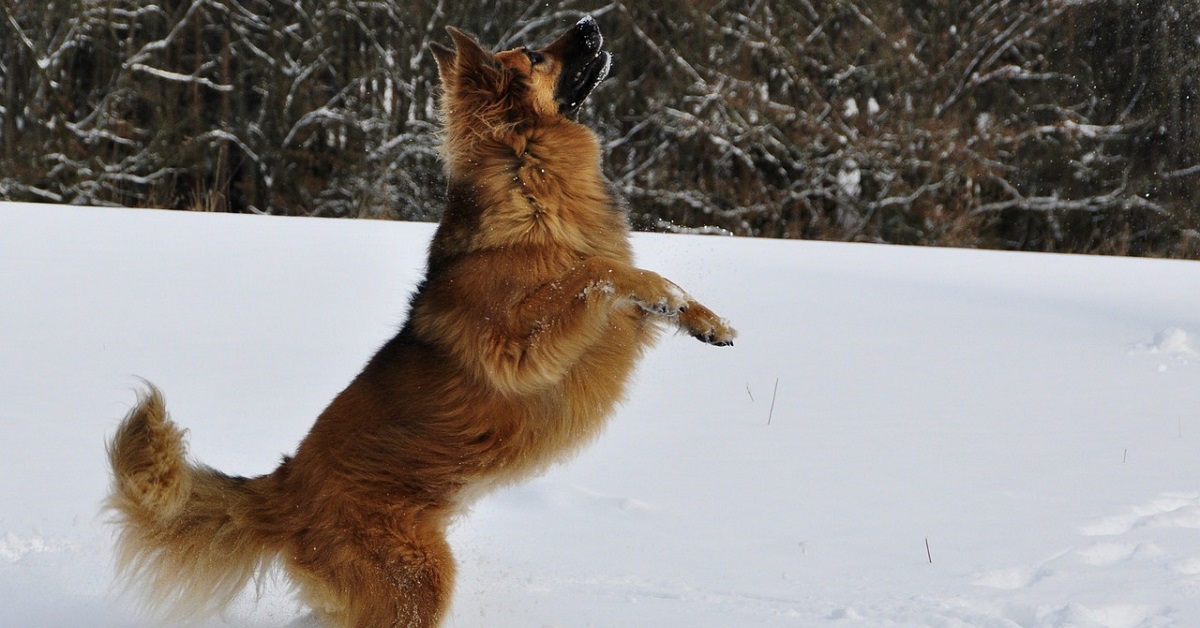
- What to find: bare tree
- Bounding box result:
[1,0,1197,257]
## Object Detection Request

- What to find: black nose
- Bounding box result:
[572,15,603,54]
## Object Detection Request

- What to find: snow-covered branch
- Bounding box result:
[973,193,1167,216]
[127,63,233,92]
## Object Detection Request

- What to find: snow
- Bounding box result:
[843,97,859,118]
[837,160,861,198]
[867,97,881,118]
[1135,328,1199,366]
[2,201,1200,627]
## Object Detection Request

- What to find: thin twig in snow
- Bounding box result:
[767,378,779,425]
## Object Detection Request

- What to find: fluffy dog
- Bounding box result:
[107,16,735,628]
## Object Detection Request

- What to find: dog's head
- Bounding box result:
[432,16,613,129]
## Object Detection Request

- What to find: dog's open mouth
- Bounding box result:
[561,51,611,113]
[550,16,613,115]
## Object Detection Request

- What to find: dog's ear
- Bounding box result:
[445,26,490,69]
[431,41,456,83]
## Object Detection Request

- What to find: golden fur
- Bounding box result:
[106,18,734,628]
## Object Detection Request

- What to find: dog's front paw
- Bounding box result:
[677,301,736,347]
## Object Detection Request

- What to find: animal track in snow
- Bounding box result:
[1080,492,1200,537]
[966,494,1200,627]
[972,564,1056,590]
[1076,542,1162,567]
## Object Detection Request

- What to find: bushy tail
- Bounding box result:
[106,385,283,618]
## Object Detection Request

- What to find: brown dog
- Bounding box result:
[107,17,734,628]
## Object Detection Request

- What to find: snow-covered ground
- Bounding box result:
[2,201,1199,627]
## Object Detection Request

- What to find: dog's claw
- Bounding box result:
[691,331,733,347]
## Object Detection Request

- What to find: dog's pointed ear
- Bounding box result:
[445,26,490,67]
[431,41,456,82]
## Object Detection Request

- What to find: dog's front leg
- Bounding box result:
[477,257,657,393]
[513,256,735,359]
[554,258,736,347]
[464,257,734,394]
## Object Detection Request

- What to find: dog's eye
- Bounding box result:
[524,49,545,66]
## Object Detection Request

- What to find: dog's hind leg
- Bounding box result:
[296,531,455,628]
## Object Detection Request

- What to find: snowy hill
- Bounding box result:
[2,201,1199,627]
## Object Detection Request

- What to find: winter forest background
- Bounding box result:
[1,0,1198,258]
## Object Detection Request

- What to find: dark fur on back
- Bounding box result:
[107,17,734,628]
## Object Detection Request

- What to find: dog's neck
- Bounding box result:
[433,121,631,262]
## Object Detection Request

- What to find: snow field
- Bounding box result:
[1,201,1199,627]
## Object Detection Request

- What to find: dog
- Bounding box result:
[107,16,735,628]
